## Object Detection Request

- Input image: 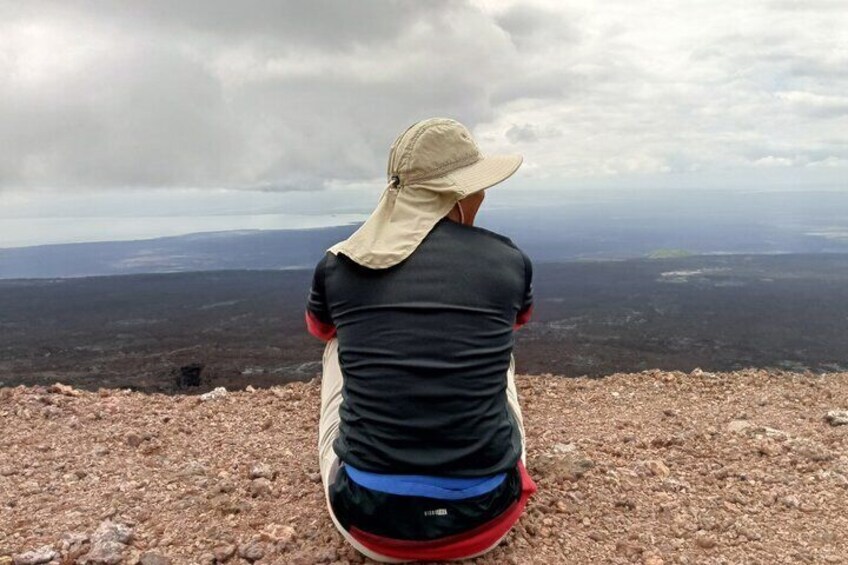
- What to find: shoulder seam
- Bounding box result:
[441,220,521,251]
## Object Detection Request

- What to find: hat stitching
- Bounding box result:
[404,153,481,185]
[394,120,437,180]
[394,118,473,183]
[388,123,421,182]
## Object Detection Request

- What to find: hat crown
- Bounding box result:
[389,118,481,184]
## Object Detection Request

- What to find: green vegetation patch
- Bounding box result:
[647,249,693,259]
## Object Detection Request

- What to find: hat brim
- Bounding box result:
[446,154,523,197]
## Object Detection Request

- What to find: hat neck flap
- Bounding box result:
[327,176,460,269]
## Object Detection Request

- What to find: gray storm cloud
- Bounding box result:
[0,0,846,193]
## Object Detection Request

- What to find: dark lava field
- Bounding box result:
[2,253,847,392]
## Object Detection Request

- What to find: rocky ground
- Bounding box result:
[1,369,847,565]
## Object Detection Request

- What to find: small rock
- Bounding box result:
[48,383,81,397]
[260,524,296,547]
[553,442,577,454]
[727,420,752,433]
[126,433,144,448]
[788,439,832,462]
[250,477,273,498]
[11,546,57,565]
[21,480,41,496]
[825,410,848,426]
[694,533,717,549]
[288,552,317,565]
[91,519,134,546]
[249,463,276,481]
[646,459,670,480]
[756,440,782,457]
[587,530,607,542]
[644,554,665,565]
[315,548,338,563]
[218,499,251,515]
[615,498,637,511]
[59,532,89,555]
[650,435,685,447]
[214,479,236,494]
[781,495,800,508]
[200,387,228,401]
[139,552,171,565]
[736,524,762,541]
[92,444,110,457]
[1,556,12,565]
[752,425,789,440]
[238,540,266,562]
[245,385,256,393]
[535,451,595,481]
[82,541,126,564]
[180,461,207,477]
[307,471,322,483]
[41,405,62,419]
[212,544,236,562]
[615,541,643,558]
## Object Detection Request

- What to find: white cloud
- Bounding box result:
[775,91,848,118]
[0,0,845,195]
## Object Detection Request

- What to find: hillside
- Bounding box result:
[2,369,847,564]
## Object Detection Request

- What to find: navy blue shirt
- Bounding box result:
[307,217,533,477]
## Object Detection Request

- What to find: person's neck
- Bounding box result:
[445,207,473,226]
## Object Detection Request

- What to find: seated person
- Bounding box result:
[306,118,536,562]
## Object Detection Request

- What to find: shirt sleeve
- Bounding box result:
[305,254,337,341]
[514,251,534,330]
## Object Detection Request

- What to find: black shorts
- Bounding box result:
[328,463,523,542]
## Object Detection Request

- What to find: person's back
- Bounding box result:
[307,117,536,562]
[313,217,532,475]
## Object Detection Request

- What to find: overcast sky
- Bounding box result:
[1,0,846,245]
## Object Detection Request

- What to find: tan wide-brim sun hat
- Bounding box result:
[328,118,523,269]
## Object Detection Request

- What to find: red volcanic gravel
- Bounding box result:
[1,369,847,564]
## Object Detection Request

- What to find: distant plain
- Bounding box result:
[2,189,846,390]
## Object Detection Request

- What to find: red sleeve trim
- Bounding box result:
[349,460,537,561]
[305,310,336,341]
[514,304,533,330]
